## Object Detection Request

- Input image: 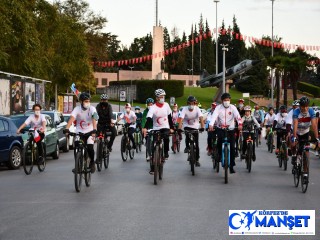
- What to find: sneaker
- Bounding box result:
[252,154,256,161]
[164,152,169,160]
[37,156,44,164]
[259,140,261,145]
[316,151,319,156]
[195,161,200,167]
[184,148,188,153]
[207,150,212,156]
[108,147,112,152]
[90,161,96,173]
[132,145,136,150]
[230,167,236,174]
[146,156,150,162]
[72,168,76,173]
[149,170,154,175]
[235,152,239,158]
[302,174,308,184]
[171,146,174,152]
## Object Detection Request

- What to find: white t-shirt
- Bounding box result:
[147,102,172,130]
[285,109,294,126]
[179,106,203,129]
[24,114,46,131]
[71,106,97,133]
[119,110,136,128]
[172,111,179,124]
[264,113,276,126]
[274,113,287,129]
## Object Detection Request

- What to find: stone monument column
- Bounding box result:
[152,26,164,80]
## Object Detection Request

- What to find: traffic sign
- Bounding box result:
[120,90,126,101]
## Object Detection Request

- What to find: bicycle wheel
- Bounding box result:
[104,150,110,169]
[84,153,91,187]
[159,150,163,180]
[301,152,309,193]
[37,142,46,172]
[239,135,243,154]
[278,149,282,168]
[283,144,288,171]
[255,131,259,148]
[189,144,195,176]
[214,148,219,173]
[74,151,83,192]
[129,142,135,159]
[96,139,103,172]
[176,135,180,153]
[121,136,128,161]
[153,146,160,185]
[267,135,271,152]
[172,135,176,154]
[293,163,300,187]
[23,141,34,175]
[224,145,228,184]
[270,136,274,153]
[246,143,252,173]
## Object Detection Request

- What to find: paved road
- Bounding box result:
[0,132,319,240]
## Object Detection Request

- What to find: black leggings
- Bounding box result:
[185,127,200,160]
[36,132,45,157]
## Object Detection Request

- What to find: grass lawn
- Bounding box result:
[92,86,246,109]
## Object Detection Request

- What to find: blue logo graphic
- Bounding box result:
[229,211,257,230]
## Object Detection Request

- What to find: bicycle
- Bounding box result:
[210,130,219,172]
[150,129,169,185]
[133,127,142,153]
[171,127,181,154]
[68,130,95,192]
[238,131,243,159]
[183,129,200,176]
[292,139,313,193]
[276,129,288,171]
[120,123,135,161]
[255,127,259,147]
[242,127,256,173]
[267,127,274,153]
[96,130,112,171]
[22,129,46,175]
[219,127,237,184]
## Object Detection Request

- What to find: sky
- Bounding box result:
[66,0,320,56]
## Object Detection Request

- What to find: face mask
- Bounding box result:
[188,105,194,110]
[159,98,165,104]
[135,110,140,113]
[126,108,130,113]
[239,104,244,108]
[34,110,40,116]
[82,103,90,109]
[173,108,177,111]
[281,113,288,117]
[148,106,151,110]
[223,101,230,108]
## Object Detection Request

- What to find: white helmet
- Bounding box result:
[155,89,166,97]
[244,105,252,111]
[125,103,131,108]
[292,100,300,106]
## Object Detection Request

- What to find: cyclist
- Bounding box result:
[65,92,98,173]
[142,98,154,161]
[273,105,288,155]
[143,89,174,163]
[16,104,46,164]
[206,102,217,156]
[292,96,319,182]
[171,103,182,152]
[241,106,260,161]
[237,99,245,117]
[96,94,116,152]
[117,103,137,149]
[208,93,242,174]
[135,106,143,144]
[178,96,205,166]
[252,104,265,144]
[286,100,300,157]
[264,107,276,143]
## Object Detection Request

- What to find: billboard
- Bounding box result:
[11,80,24,114]
[0,79,10,115]
[36,83,45,108]
[25,82,35,110]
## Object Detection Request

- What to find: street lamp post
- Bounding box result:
[214,0,219,75]
[187,68,193,94]
[271,0,275,107]
[128,66,134,106]
[92,57,98,96]
[221,44,228,93]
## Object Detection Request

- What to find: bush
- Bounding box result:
[109,80,184,103]
[297,82,320,97]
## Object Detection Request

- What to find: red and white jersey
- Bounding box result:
[147,102,172,130]
[179,106,203,129]
[119,110,136,128]
[264,113,276,126]
[172,111,179,124]
[71,105,97,133]
[208,104,242,129]
[24,114,46,131]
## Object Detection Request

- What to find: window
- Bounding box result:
[102,78,108,85]
[0,120,9,132]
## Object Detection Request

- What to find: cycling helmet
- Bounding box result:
[244,105,252,111]
[238,99,244,103]
[173,103,178,107]
[299,96,309,106]
[135,106,140,110]
[211,102,217,108]
[221,92,231,100]
[255,105,260,110]
[155,89,166,97]
[292,100,300,106]
[79,92,90,101]
[146,98,154,104]
[268,107,274,111]
[125,103,131,108]
[187,95,197,103]
[279,105,287,113]
[100,93,108,100]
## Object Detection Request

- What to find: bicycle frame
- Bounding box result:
[221,129,231,170]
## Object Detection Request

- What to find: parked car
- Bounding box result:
[10,114,60,159]
[63,113,76,149]
[0,116,24,169]
[113,112,124,135]
[41,111,69,152]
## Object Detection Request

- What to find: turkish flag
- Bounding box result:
[34,130,41,143]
